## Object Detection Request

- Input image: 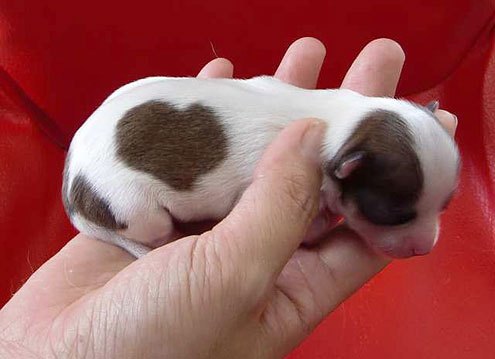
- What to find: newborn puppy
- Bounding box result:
[62,76,460,258]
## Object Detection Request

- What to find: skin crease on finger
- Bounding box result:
[0,37,458,359]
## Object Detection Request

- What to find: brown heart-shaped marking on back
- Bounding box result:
[116,100,228,191]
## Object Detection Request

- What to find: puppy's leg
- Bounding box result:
[120,207,179,250]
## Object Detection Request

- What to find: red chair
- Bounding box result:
[1,1,494,357]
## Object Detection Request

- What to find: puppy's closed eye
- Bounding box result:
[356,189,417,226]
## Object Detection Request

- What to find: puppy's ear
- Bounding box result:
[426,100,439,113]
[334,151,365,179]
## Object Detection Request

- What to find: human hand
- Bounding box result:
[0,38,458,358]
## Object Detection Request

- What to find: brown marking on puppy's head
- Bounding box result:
[327,110,423,226]
[70,174,128,230]
[116,101,228,191]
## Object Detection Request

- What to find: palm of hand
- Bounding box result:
[0,38,457,359]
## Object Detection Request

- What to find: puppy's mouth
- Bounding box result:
[365,234,436,259]
[337,204,438,259]
[375,245,430,259]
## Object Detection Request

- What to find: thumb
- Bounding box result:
[211,118,326,280]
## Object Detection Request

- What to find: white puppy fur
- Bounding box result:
[63,76,459,258]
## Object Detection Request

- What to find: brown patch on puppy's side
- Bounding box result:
[116,101,228,191]
[70,174,128,230]
[329,110,423,226]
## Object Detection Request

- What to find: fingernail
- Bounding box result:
[434,100,440,112]
[453,114,458,128]
[427,100,440,112]
[301,119,326,163]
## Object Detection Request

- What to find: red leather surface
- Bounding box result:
[0,68,76,301]
[0,0,494,146]
[1,1,494,357]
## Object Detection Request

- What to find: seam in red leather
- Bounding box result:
[400,12,495,212]
[406,10,495,97]
[0,67,67,150]
[1,10,494,153]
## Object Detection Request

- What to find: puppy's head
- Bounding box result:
[327,101,459,258]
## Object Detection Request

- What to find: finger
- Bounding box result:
[212,118,326,280]
[262,225,389,351]
[269,39,409,334]
[197,58,234,78]
[436,109,458,137]
[316,227,389,305]
[316,39,404,272]
[341,38,405,96]
[183,39,326,240]
[274,226,388,324]
[275,37,326,89]
[301,210,341,246]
